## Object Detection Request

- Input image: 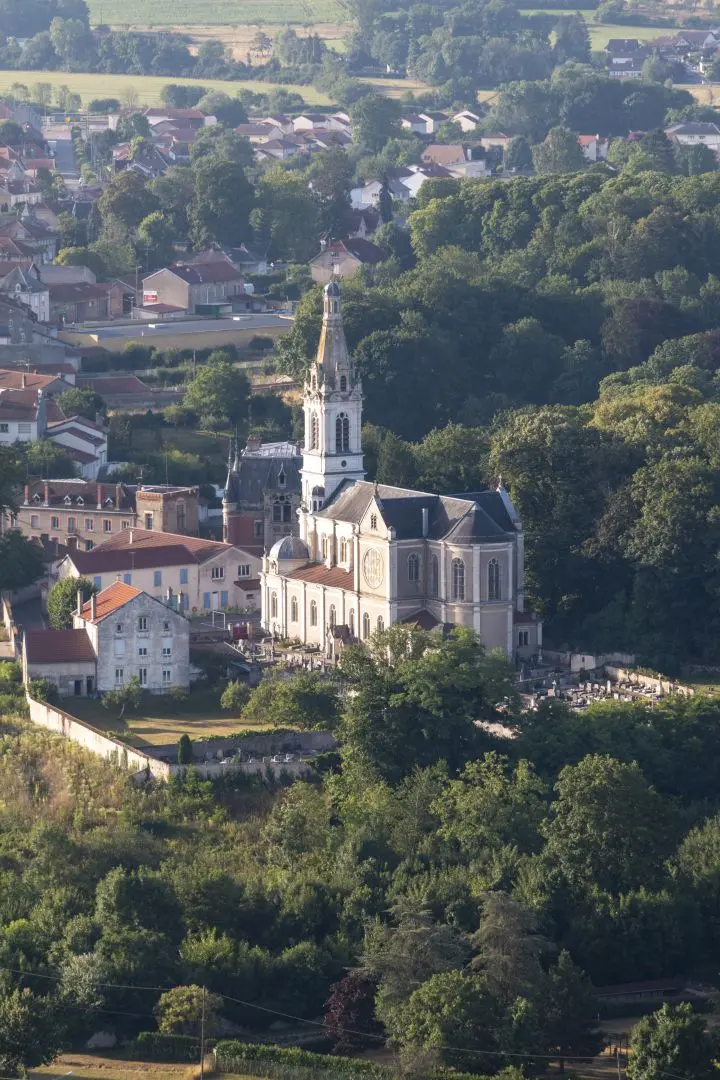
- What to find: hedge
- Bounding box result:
[214,1042,489,1080]
[133,1032,215,1062]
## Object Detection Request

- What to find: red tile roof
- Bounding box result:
[0,369,60,391]
[25,628,95,663]
[78,580,142,623]
[287,563,354,589]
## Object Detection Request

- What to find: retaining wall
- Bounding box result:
[605,666,694,697]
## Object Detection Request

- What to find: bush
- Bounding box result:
[215,1042,390,1078]
[220,681,251,712]
[133,1032,208,1062]
[177,733,193,764]
[28,678,58,705]
[0,661,22,688]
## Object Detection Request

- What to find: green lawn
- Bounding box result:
[0,69,333,106]
[68,688,274,748]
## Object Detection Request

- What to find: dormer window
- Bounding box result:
[278,469,286,488]
[63,496,72,505]
[76,496,84,506]
[104,497,115,507]
[32,493,41,503]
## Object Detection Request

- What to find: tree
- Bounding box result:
[0,121,22,144]
[188,156,254,249]
[0,531,44,593]
[184,353,250,429]
[351,93,401,152]
[554,14,590,64]
[378,176,393,224]
[241,671,341,731]
[0,987,63,1076]
[137,211,176,269]
[154,984,223,1036]
[55,246,108,280]
[543,951,602,1070]
[190,127,254,168]
[57,386,105,420]
[505,135,533,172]
[628,1004,717,1080]
[47,575,97,630]
[102,675,142,714]
[532,127,586,176]
[543,755,669,895]
[177,733,193,765]
[96,170,159,230]
[307,147,354,238]
[251,167,319,262]
[95,865,182,939]
[220,680,251,712]
[324,972,381,1053]
[471,892,547,1004]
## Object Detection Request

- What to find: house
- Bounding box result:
[605,37,644,60]
[421,144,468,167]
[144,107,215,129]
[400,113,429,134]
[607,57,645,78]
[453,110,482,132]
[10,480,199,551]
[481,132,514,152]
[39,264,98,286]
[0,264,50,322]
[225,242,270,276]
[673,29,720,50]
[261,283,542,663]
[257,136,306,162]
[309,238,388,284]
[57,527,262,612]
[350,171,414,209]
[418,111,449,134]
[577,134,610,162]
[665,121,720,149]
[141,260,246,313]
[235,122,284,143]
[48,281,124,325]
[292,114,330,132]
[44,414,109,479]
[347,206,381,239]
[23,580,190,696]
[223,433,302,555]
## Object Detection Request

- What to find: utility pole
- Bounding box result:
[199,984,206,1080]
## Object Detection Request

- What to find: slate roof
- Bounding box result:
[25,628,95,663]
[225,453,301,505]
[24,479,133,510]
[319,481,515,542]
[666,121,720,135]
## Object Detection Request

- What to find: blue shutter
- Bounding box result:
[203,592,210,609]
[221,590,228,607]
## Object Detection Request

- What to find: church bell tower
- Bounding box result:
[300,282,364,517]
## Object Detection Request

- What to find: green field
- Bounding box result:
[0,69,333,106]
[68,689,274,747]
[90,0,347,26]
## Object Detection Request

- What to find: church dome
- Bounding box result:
[269,536,310,561]
[324,281,341,298]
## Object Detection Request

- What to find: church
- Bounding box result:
[260,282,541,662]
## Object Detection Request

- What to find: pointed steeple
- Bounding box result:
[312,281,352,390]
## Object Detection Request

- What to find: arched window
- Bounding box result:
[377,616,384,632]
[488,558,501,601]
[431,555,439,596]
[309,413,319,450]
[329,605,336,628]
[335,412,350,453]
[290,596,298,622]
[273,500,282,522]
[452,558,465,602]
[362,612,371,638]
[340,538,347,563]
[408,552,420,582]
[270,592,278,618]
[340,375,347,391]
[322,536,328,560]
[370,513,378,530]
[348,609,355,635]
[310,600,318,626]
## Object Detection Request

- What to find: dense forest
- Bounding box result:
[3,633,720,1074]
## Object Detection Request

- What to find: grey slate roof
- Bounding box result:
[320,480,515,542]
[226,454,301,506]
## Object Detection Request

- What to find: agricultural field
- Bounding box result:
[0,69,334,106]
[33,1054,258,1080]
[164,22,351,60]
[88,0,348,27]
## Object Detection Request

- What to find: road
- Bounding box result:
[44,122,81,196]
[88,315,294,341]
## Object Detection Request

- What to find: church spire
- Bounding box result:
[312,281,352,390]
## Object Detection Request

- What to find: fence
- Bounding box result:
[604,666,694,697]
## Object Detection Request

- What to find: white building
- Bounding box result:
[665,121,720,150]
[261,284,541,662]
[57,527,261,613]
[23,580,190,696]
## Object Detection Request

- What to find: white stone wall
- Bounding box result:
[84,593,190,693]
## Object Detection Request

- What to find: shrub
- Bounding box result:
[133,1032,208,1062]
[28,678,58,705]
[220,681,251,712]
[177,733,193,764]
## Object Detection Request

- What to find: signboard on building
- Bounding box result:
[143,291,158,305]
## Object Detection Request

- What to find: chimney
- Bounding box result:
[128,530,133,544]
[21,372,25,389]
[245,433,262,453]
[96,482,103,510]
[422,507,429,538]
[76,588,83,616]
[115,482,122,507]
[23,483,29,505]
[165,586,173,605]
[43,481,49,506]
[90,593,97,621]
[178,589,184,612]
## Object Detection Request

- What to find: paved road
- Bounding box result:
[88,315,294,340]
[44,122,81,195]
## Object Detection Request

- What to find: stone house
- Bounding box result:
[0,265,50,322]
[23,581,190,695]
[309,239,387,285]
[141,260,246,313]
